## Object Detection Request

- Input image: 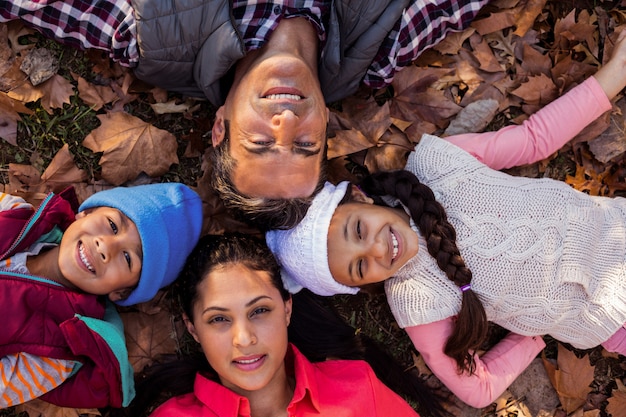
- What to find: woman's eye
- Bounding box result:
[109,219,118,234]
[251,307,270,317]
[208,316,228,324]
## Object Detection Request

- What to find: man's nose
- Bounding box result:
[271,109,298,145]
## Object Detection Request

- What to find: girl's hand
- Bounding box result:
[594,30,626,100]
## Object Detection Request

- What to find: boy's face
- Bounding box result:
[59,206,142,301]
[327,202,419,288]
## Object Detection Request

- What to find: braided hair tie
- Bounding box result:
[460,284,472,292]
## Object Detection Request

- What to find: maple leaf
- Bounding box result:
[510,73,558,110]
[512,0,548,37]
[8,74,74,114]
[82,112,179,185]
[15,398,99,417]
[76,75,118,111]
[0,90,33,145]
[41,144,89,193]
[607,379,626,416]
[542,343,595,414]
[120,305,178,373]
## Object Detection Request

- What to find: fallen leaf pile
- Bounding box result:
[2,0,626,416]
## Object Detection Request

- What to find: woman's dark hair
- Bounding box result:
[121,233,448,417]
[359,170,488,374]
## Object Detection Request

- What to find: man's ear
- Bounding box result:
[211,106,226,146]
[183,313,200,343]
[350,184,374,205]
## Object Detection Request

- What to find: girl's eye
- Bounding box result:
[356,220,362,239]
[108,219,118,234]
[124,252,131,268]
[357,259,364,279]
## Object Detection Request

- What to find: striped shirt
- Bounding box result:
[1,0,489,88]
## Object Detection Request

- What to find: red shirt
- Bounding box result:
[150,344,420,417]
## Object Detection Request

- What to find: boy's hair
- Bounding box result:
[79,183,203,306]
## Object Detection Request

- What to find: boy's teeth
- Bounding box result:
[391,232,399,260]
[79,243,95,272]
[265,93,302,100]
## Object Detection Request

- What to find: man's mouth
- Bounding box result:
[79,242,95,273]
[264,93,302,100]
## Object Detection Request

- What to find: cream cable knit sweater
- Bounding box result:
[385,134,626,349]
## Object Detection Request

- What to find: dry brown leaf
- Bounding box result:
[41,144,89,193]
[120,303,178,373]
[150,98,200,115]
[510,73,558,108]
[82,112,179,185]
[15,398,99,417]
[328,128,375,159]
[8,163,45,195]
[607,379,626,416]
[512,0,548,37]
[433,28,475,55]
[469,32,504,72]
[443,99,500,135]
[364,128,413,172]
[520,43,552,77]
[7,74,74,114]
[0,90,33,145]
[471,9,518,35]
[76,76,118,111]
[542,344,595,414]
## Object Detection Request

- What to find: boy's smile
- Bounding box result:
[57,206,142,301]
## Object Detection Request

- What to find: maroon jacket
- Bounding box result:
[0,189,134,408]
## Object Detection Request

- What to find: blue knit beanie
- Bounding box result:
[79,183,203,306]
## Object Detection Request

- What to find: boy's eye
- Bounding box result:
[124,252,131,268]
[108,219,118,234]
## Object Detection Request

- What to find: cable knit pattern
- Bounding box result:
[385,134,626,349]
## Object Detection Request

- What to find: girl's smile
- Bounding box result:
[327,202,419,287]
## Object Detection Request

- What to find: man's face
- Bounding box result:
[212,53,329,199]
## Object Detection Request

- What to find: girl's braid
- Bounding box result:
[361,170,488,373]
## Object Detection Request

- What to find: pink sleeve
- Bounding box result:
[443,77,611,169]
[405,318,545,408]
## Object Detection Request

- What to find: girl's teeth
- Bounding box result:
[265,94,302,100]
[79,243,95,273]
[391,232,399,260]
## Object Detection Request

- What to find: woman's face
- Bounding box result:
[327,202,419,287]
[185,264,292,396]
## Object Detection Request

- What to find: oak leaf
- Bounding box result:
[82,112,179,185]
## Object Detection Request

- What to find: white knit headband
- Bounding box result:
[266,181,359,296]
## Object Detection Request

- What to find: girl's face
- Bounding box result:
[58,206,142,301]
[185,263,292,396]
[327,202,419,287]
